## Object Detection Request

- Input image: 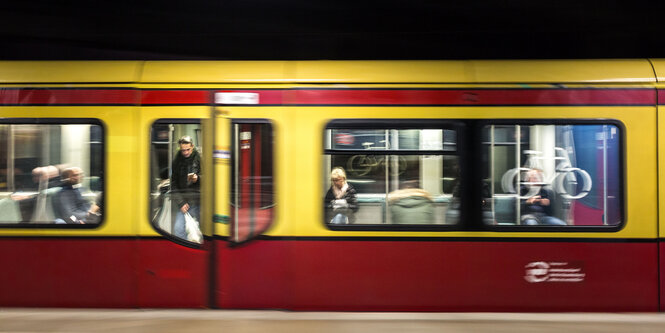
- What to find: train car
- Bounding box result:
[0,60,662,311]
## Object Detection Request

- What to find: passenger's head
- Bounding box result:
[330,167,347,189]
[178,136,194,158]
[525,169,544,182]
[61,167,84,185]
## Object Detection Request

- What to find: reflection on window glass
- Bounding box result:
[330,129,456,151]
[324,126,459,226]
[483,124,621,226]
[150,121,203,243]
[0,123,103,225]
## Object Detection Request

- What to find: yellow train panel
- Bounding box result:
[293,60,655,84]
[470,59,655,83]
[0,61,142,83]
[659,104,665,239]
[281,106,656,239]
[138,60,657,84]
[649,59,665,82]
[0,106,139,236]
[137,106,212,237]
[0,60,655,84]
[141,61,290,83]
[292,60,473,83]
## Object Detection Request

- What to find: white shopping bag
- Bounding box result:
[155,196,172,233]
[184,212,203,243]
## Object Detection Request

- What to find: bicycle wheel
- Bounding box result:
[554,167,592,199]
[389,155,408,176]
[347,155,372,177]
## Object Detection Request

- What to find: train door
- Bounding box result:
[212,101,278,308]
[138,110,214,307]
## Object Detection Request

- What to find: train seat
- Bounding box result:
[0,197,22,222]
[493,195,517,225]
[30,187,62,222]
[43,187,61,221]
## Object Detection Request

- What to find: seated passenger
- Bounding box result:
[10,165,63,222]
[520,169,567,226]
[53,167,93,224]
[388,182,434,224]
[324,167,358,224]
[10,165,62,200]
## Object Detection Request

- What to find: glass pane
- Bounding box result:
[0,123,103,225]
[150,121,203,242]
[230,123,274,243]
[483,124,621,226]
[324,154,459,225]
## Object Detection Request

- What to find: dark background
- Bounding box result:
[1,1,662,60]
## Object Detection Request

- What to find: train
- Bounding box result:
[0,60,663,311]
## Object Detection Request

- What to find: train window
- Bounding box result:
[150,120,203,243]
[323,122,460,227]
[0,121,104,226]
[230,122,275,243]
[482,123,622,227]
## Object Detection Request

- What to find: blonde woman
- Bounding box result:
[324,167,358,224]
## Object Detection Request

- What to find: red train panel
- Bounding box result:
[0,238,137,307]
[137,239,210,308]
[660,243,665,311]
[0,88,654,106]
[216,239,291,308]
[216,239,658,311]
[0,238,211,308]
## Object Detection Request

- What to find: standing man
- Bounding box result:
[171,135,201,239]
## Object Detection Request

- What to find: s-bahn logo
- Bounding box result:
[524,261,585,283]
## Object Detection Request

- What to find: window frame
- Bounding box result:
[148,118,203,248]
[322,118,626,233]
[0,118,106,229]
[478,118,626,233]
[323,119,469,231]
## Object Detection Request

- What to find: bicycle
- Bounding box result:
[346,142,407,177]
[501,147,592,200]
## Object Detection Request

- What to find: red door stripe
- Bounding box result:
[657,89,665,105]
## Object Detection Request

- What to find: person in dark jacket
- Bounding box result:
[53,167,92,224]
[171,135,201,239]
[520,169,567,226]
[324,167,358,224]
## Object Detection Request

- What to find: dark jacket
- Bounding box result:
[53,185,91,223]
[324,183,358,223]
[521,186,554,217]
[171,148,201,209]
